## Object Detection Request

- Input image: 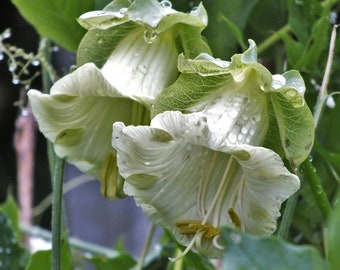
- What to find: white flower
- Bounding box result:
[28,0,210,199]
[112,111,300,258]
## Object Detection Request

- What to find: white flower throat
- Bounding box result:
[191,89,269,146]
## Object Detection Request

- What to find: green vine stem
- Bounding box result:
[21,224,121,258]
[136,223,156,270]
[257,0,339,55]
[299,159,331,221]
[257,24,290,55]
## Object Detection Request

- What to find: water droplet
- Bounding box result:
[0,53,4,61]
[249,129,255,136]
[241,127,248,134]
[242,114,249,121]
[227,132,237,144]
[2,28,11,39]
[237,134,244,142]
[161,0,172,8]
[254,114,261,122]
[326,96,335,108]
[31,58,40,66]
[52,46,60,52]
[228,109,238,119]
[144,161,150,166]
[144,30,158,44]
[330,11,337,24]
[8,63,16,72]
[12,76,19,85]
[97,38,104,44]
[137,64,147,74]
[285,89,297,99]
[119,7,128,15]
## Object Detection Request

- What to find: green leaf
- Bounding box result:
[26,239,73,270]
[221,227,328,270]
[270,91,315,168]
[0,212,30,270]
[77,22,138,67]
[219,14,247,50]
[89,254,136,270]
[11,0,95,51]
[0,194,21,240]
[203,0,259,58]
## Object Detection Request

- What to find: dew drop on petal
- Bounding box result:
[227,132,237,144]
[143,30,158,44]
[228,109,238,119]
[254,114,261,122]
[161,0,172,8]
[137,64,147,74]
[241,127,248,134]
[119,7,128,15]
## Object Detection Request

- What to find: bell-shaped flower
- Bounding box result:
[152,40,315,168]
[112,111,301,258]
[27,0,210,199]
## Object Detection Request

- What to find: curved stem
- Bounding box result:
[257,25,291,55]
[300,159,331,221]
[313,24,338,127]
[136,223,156,270]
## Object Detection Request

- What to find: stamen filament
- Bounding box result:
[198,150,218,219]
[203,156,237,225]
[169,231,200,262]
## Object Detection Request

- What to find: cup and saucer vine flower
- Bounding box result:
[27,0,210,199]
[111,41,315,258]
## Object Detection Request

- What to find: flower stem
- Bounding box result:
[51,156,65,270]
[277,191,299,239]
[21,224,120,258]
[257,0,338,55]
[299,159,331,221]
[136,222,156,270]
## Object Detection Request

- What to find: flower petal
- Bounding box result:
[28,63,149,189]
[112,111,300,258]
